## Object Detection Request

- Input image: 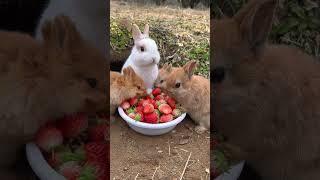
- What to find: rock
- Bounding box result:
[178,138,189,145]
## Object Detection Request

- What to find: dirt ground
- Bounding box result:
[110,114,210,180]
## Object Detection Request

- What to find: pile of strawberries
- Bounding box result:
[120,88,183,124]
[34,113,109,180]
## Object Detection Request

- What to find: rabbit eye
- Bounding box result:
[137,86,141,90]
[160,80,164,83]
[175,82,181,88]
[140,47,145,52]
[86,78,97,88]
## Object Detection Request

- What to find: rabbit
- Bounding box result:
[0,15,107,178]
[154,63,178,87]
[110,66,147,114]
[157,61,210,134]
[35,0,107,55]
[121,23,160,91]
[212,0,320,179]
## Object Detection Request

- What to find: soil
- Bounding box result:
[110,115,210,180]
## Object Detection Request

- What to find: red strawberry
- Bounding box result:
[134,106,144,113]
[58,161,81,180]
[152,88,161,96]
[129,97,138,106]
[158,104,173,115]
[160,114,173,123]
[144,112,159,124]
[57,113,88,138]
[172,109,182,117]
[128,112,136,119]
[155,94,164,101]
[121,101,130,110]
[143,103,154,114]
[167,97,176,109]
[85,142,107,163]
[35,126,63,152]
[88,124,108,142]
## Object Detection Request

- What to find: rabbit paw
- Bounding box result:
[195,125,207,134]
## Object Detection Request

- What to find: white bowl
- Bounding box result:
[118,107,187,136]
[26,143,66,180]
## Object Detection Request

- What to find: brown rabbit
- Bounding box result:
[213,0,320,179]
[158,61,210,134]
[110,66,146,114]
[0,15,107,178]
[154,63,178,87]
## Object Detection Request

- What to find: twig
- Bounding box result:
[152,166,160,180]
[179,152,192,180]
[134,173,139,180]
[168,141,171,156]
[179,148,189,152]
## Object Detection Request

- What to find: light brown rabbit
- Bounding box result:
[110,66,146,114]
[0,15,107,178]
[154,63,178,87]
[213,0,320,179]
[158,61,210,134]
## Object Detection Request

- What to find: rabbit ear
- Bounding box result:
[163,63,172,73]
[143,24,149,37]
[42,15,82,50]
[123,66,135,79]
[132,24,142,41]
[183,61,197,79]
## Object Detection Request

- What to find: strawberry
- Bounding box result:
[144,112,159,124]
[134,106,144,113]
[129,97,138,106]
[134,112,143,121]
[152,88,161,96]
[58,161,81,180]
[167,97,176,109]
[88,124,108,142]
[172,109,182,117]
[128,112,136,119]
[57,113,88,138]
[85,142,107,163]
[82,161,107,180]
[160,114,173,123]
[156,100,166,107]
[126,107,135,114]
[47,149,85,168]
[149,94,154,99]
[143,103,154,114]
[121,101,130,110]
[35,126,63,152]
[158,104,173,114]
[155,94,164,100]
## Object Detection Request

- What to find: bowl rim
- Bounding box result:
[118,107,186,129]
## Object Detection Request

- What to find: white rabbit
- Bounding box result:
[121,24,160,91]
[35,0,106,55]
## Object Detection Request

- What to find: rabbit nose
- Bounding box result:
[212,66,225,84]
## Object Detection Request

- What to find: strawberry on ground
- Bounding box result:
[57,113,88,138]
[58,161,81,180]
[88,124,108,142]
[160,114,173,123]
[152,88,161,96]
[35,125,63,152]
[144,112,159,124]
[143,103,154,114]
[121,101,130,110]
[158,104,173,115]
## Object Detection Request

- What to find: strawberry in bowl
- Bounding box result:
[118,87,187,136]
[26,113,108,180]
